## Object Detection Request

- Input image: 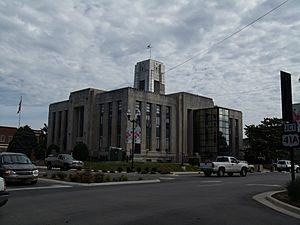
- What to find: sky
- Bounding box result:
[0,0,300,132]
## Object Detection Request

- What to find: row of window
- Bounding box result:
[0,135,13,143]
[99,101,171,153]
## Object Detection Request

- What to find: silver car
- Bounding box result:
[0,177,8,207]
[0,152,39,184]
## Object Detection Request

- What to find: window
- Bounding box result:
[108,102,113,147]
[0,135,5,143]
[117,101,122,147]
[166,106,171,153]
[146,103,151,150]
[99,104,104,149]
[156,105,161,151]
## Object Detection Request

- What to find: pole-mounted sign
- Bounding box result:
[282,122,300,147]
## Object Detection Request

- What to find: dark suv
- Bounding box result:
[0,152,39,184]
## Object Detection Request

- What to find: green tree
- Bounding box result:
[7,125,37,158]
[73,142,89,161]
[244,117,288,163]
[36,123,48,159]
[47,144,60,155]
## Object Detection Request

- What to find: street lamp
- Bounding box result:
[127,108,141,170]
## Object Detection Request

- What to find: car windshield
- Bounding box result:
[1,154,32,164]
[64,155,74,160]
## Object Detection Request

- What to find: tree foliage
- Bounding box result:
[7,125,37,158]
[73,142,89,161]
[244,117,288,163]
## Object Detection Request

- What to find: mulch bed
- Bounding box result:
[272,191,300,208]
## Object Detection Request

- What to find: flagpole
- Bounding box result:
[18,111,21,128]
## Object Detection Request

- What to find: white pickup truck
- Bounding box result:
[199,156,249,177]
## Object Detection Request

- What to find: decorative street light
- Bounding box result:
[127,108,141,170]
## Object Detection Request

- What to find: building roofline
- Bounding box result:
[0,126,17,129]
[166,91,213,100]
[70,87,106,95]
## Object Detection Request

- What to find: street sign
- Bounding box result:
[282,134,300,147]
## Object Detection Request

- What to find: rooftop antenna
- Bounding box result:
[147,44,152,59]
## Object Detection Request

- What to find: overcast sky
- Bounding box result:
[0,0,300,132]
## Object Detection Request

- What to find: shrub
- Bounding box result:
[119,175,128,182]
[136,167,142,173]
[145,167,149,173]
[94,173,104,183]
[104,175,111,182]
[56,172,67,180]
[69,171,81,182]
[51,173,56,179]
[47,144,60,155]
[151,167,157,174]
[287,177,300,202]
[42,173,48,177]
[73,142,89,161]
[141,170,148,174]
[188,157,200,166]
[138,177,143,181]
[81,171,94,183]
[117,167,123,173]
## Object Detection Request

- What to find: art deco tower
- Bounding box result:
[134,59,165,95]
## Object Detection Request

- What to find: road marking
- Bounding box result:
[7,184,72,192]
[200,180,222,183]
[196,183,224,187]
[159,177,175,180]
[246,184,283,187]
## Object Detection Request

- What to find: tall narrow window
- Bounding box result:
[99,104,104,149]
[146,103,151,150]
[117,101,122,147]
[156,105,161,151]
[166,106,171,153]
[108,102,113,148]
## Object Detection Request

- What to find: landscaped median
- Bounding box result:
[39,162,199,184]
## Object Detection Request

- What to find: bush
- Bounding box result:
[51,173,56,179]
[94,173,104,183]
[47,144,60,155]
[151,167,157,174]
[69,171,81,182]
[119,175,128,181]
[117,167,123,173]
[81,171,94,183]
[188,157,200,166]
[73,142,89,161]
[56,172,67,180]
[287,177,300,202]
[136,167,142,173]
[104,175,111,182]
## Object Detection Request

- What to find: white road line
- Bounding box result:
[246,184,283,187]
[159,177,175,180]
[7,185,72,192]
[200,180,222,183]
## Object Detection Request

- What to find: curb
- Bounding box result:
[39,178,161,187]
[253,190,300,219]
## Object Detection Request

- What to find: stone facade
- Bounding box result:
[47,60,243,162]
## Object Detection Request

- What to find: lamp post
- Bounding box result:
[127,108,141,170]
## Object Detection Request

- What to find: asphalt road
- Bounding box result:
[1,172,299,225]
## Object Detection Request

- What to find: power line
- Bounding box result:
[166,0,290,73]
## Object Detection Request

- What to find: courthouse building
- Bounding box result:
[47,59,243,162]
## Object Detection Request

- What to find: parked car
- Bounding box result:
[276,160,300,173]
[45,154,84,171]
[0,177,9,207]
[199,156,249,177]
[0,152,39,184]
[240,161,255,173]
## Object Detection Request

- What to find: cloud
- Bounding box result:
[0,0,299,130]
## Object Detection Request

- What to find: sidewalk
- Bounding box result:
[253,191,300,219]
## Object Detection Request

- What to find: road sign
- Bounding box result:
[282,134,300,147]
[283,122,297,133]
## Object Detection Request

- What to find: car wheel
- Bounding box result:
[240,168,247,177]
[249,167,254,173]
[47,162,52,170]
[217,168,225,177]
[204,172,212,177]
[0,200,8,207]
